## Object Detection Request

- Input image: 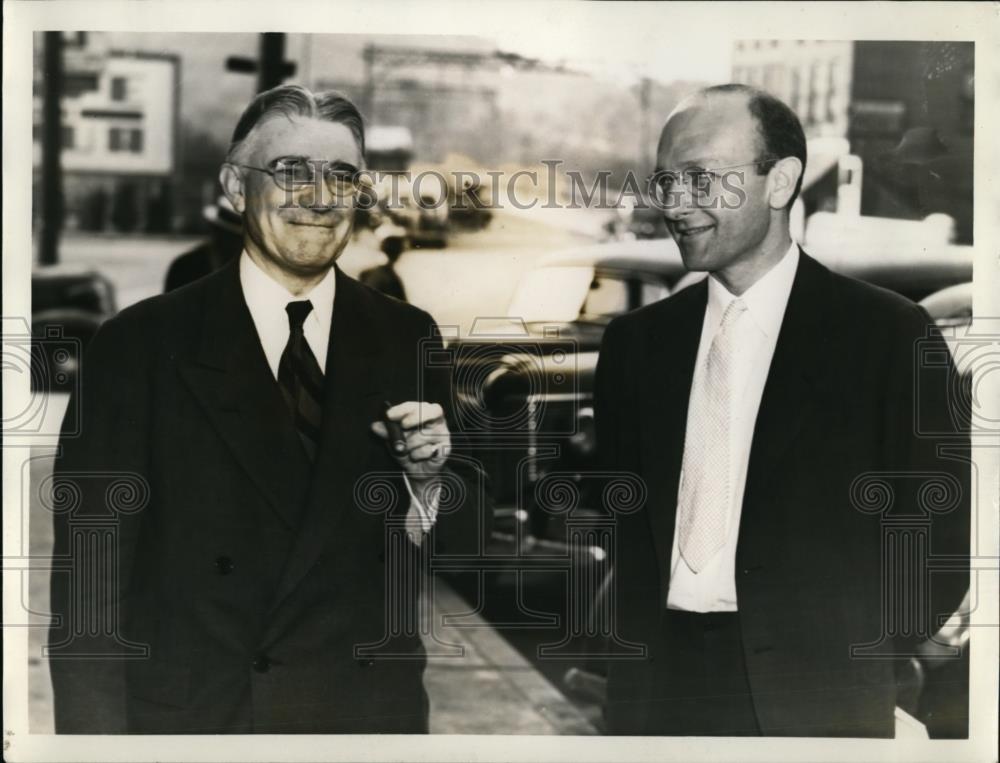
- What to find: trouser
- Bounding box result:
[642,609,761,736]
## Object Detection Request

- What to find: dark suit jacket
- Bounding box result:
[595,251,969,737]
[359,264,408,303]
[48,259,487,734]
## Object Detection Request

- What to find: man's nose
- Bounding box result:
[662,183,697,222]
[296,177,330,211]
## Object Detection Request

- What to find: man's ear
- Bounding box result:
[768,156,803,210]
[219,163,246,214]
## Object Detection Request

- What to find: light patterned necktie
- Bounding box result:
[677,297,748,573]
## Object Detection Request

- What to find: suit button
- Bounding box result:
[253,655,271,673]
[215,556,234,575]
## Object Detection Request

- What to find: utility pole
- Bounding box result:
[225,33,296,94]
[39,32,64,265]
[257,33,290,93]
[362,44,376,120]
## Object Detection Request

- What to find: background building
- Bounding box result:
[732,40,973,242]
[33,33,180,233]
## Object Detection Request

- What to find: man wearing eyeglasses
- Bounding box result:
[49,85,486,734]
[596,84,969,737]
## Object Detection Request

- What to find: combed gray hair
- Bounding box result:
[225,84,366,162]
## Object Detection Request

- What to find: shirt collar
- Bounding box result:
[239,250,336,331]
[706,241,799,340]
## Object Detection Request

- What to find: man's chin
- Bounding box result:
[678,247,713,272]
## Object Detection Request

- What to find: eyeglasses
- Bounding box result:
[236,158,363,195]
[647,158,776,205]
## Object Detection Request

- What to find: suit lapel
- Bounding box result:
[639,280,707,596]
[177,259,312,529]
[739,251,833,555]
[268,269,386,613]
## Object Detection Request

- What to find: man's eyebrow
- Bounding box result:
[267,155,358,170]
[668,157,717,170]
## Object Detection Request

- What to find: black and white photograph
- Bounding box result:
[3,1,998,761]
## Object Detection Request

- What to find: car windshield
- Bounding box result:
[507,266,631,323]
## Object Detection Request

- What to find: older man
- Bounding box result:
[48,86,484,734]
[596,84,969,737]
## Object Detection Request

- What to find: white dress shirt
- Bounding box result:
[239,251,437,535]
[666,242,800,612]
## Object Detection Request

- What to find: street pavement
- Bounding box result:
[424,579,597,735]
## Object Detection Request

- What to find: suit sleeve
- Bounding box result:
[48,314,151,733]
[883,304,970,649]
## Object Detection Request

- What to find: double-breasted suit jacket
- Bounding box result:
[49,259,487,734]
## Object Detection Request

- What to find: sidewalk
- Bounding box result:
[424,578,598,735]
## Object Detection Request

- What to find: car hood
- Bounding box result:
[449,319,607,352]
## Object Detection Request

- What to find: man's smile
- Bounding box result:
[285,218,343,228]
[674,223,715,239]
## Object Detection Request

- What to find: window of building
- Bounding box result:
[61,126,75,149]
[764,64,784,95]
[110,77,127,102]
[826,60,838,122]
[806,63,820,126]
[64,73,100,98]
[109,127,142,152]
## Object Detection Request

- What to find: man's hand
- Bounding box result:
[371,401,451,484]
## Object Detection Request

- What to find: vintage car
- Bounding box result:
[31,265,117,393]
[920,281,973,329]
[448,238,687,549]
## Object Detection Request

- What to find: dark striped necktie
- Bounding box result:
[278,300,325,461]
